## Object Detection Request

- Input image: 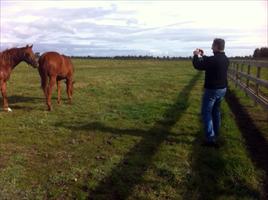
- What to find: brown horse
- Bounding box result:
[38,52,74,111]
[0,44,38,112]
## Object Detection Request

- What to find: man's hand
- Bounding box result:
[193,48,200,55]
[193,48,204,56]
[199,49,204,56]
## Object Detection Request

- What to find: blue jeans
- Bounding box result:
[201,88,226,142]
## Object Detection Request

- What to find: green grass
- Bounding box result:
[0,59,267,199]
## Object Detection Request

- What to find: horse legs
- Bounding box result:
[41,76,48,97]
[47,76,56,111]
[66,79,72,104]
[0,81,11,112]
[40,76,49,110]
[57,80,61,105]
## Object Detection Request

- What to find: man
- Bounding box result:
[192,38,229,147]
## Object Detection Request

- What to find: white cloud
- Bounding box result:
[0,0,267,56]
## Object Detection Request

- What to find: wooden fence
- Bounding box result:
[228,60,268,110]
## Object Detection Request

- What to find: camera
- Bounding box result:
[198,49,204,55]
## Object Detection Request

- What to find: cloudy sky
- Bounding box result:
[0,0,267,57]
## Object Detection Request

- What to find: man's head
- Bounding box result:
[211,38,225,53]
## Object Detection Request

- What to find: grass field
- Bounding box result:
[0,59,267,199]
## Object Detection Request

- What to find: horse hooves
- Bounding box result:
[3,107,12,112]
[47,107,52,111]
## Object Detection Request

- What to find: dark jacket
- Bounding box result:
[192,52,229,89]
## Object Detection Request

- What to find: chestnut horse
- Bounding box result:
[0,45,38,112]
[38,52,74,111]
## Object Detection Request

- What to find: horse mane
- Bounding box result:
[0,47,22,65]
[1,47,20,55]
[61,54,70,58]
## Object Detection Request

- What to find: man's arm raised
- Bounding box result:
[192,49,207,70]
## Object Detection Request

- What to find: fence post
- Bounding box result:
[241,63,244,84]
[254,66,261,106]
[246,63,250,88]
[245,63,250,97]
[235,63,239,88]
[256,67,261,96]
[229,60,268,115]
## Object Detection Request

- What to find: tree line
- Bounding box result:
[253,47,268,59]
[70,55,192,60]
[34,47,268,60]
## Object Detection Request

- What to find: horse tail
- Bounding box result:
[38,53,45,67]
[41,74,48,89]
[38,54,48,92]
[39,68,48,97]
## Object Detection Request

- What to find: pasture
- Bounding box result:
[0,59,267,199]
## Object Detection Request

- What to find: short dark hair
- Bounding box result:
[213,38,225,51]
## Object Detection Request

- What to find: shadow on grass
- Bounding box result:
[71,121,197,146]
[184,88,261,200]
[56,72,202,199]
[225,89,268,199]
[87,71,201,199]
[0,95,43,111]
[7,95,43,104]
[4,95,65,111]
[185,137,260,200]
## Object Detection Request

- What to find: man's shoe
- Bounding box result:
[201,141,220,148]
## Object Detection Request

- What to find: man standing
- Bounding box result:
[192,38,229,147]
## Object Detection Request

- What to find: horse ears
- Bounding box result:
[26,44,33,48]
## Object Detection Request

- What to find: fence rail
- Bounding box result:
[228,60,268,110]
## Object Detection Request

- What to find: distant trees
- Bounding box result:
[253,47,268,59]
[70,55,192,60]
[35,52,41,58]
[229,55,252,60]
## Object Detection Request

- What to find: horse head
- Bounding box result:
[22,44,38,68]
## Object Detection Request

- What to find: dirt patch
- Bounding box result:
[0,157,8,169]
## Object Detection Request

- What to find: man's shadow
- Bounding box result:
[225,89,268,199]
[183,89,264,200]
[56,72,202,199]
